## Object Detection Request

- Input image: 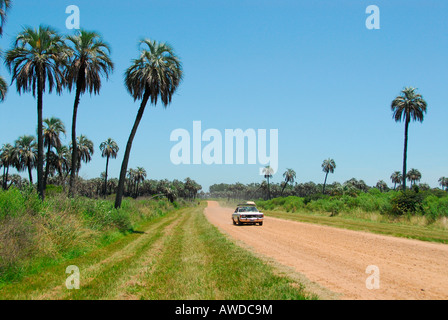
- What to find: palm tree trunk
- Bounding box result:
[37,81,44,200]
[28,162,33,184]
[103,155,109,197]
[69,86,82,197]
[115,91,150,208]
[44,143,51,190]
[281,181,287,196]
[323,171,329,194]
[5,166,9,190]
[402,118,410,191]
[2,165,7,189]
[267,176,271,200]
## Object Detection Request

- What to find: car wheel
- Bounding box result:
[259,222,263,226]
[238,219,243,226]
[233,219,236,225]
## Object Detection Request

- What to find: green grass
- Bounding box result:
[0,187,185,287]
[262,210,448,244]
[126,204,311,300]
[0,204,312,300]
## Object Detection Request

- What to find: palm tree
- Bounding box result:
[406,168,422,187]
[391,87,427,191]
[14,135,37,184]
[64,30,114,197]
[1,143,16,189]
[134,166,147,198]
[390,171,402,190]
[262,166,274,200]
[5,25,67,199]
[43,117,66,189]
[321,158,336,194]
[71,135,94,176]
[439,177,448,191]
[0,0,11,36]
[48,145,70,187]
[0,76,7,101]
[376,180,388,192]
[0,0,11,102]
[115,39,183,208]
[281,168,296,196]
[126,168,136,196]
[99,138,119,196]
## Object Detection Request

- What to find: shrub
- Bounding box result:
[390,191,424,215]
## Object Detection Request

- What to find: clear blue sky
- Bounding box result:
[0,0,447,192]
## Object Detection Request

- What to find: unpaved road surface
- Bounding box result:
[204,201,448,300]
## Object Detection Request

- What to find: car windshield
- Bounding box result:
[238,206,259,213]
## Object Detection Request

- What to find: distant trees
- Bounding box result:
[281,168,296,196]
[390,171,402,190]
[14,135,37,184]
[439,177,448,191]
[100,138,119,196]
[262,166,274,200]
[376,180,388,192]
[391,87,427,191]
[406,168,422,187]
[43,117,66,189]
[321,158,336,194]
[1,143,15,189]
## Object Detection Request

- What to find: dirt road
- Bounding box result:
[204,201,448,300]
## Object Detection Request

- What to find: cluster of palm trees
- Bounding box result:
[390,169,425,190]
[1,25,113,201]
[0,116,112,192]
[0,2,183,208]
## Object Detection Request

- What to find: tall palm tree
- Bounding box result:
[5,25,67,199]
[14,135,37,184]
[439,177,448,191]
[64,30,114,197]
[406,168,422,187]
[281,168,296,196]
[321,158,336,194]
[1,143,16,189]
[99,138,119,196]
[115,39,183,208]
[262,165,274,200]
[391,87,427,191]
[43,117,66,189]
[390,171,402,190]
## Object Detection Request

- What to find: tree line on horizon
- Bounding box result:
[208,172,447,201]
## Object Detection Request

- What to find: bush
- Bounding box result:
[390,191,425,215]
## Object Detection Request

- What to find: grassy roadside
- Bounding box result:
[0,204,312,300]
[0,187,186,287]
[263,210,448,244]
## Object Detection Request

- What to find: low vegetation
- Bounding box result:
[0,186,185,286]
[0,203,311,300]
[253,189,448,243]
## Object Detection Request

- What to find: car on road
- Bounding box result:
[232,201,264,226]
